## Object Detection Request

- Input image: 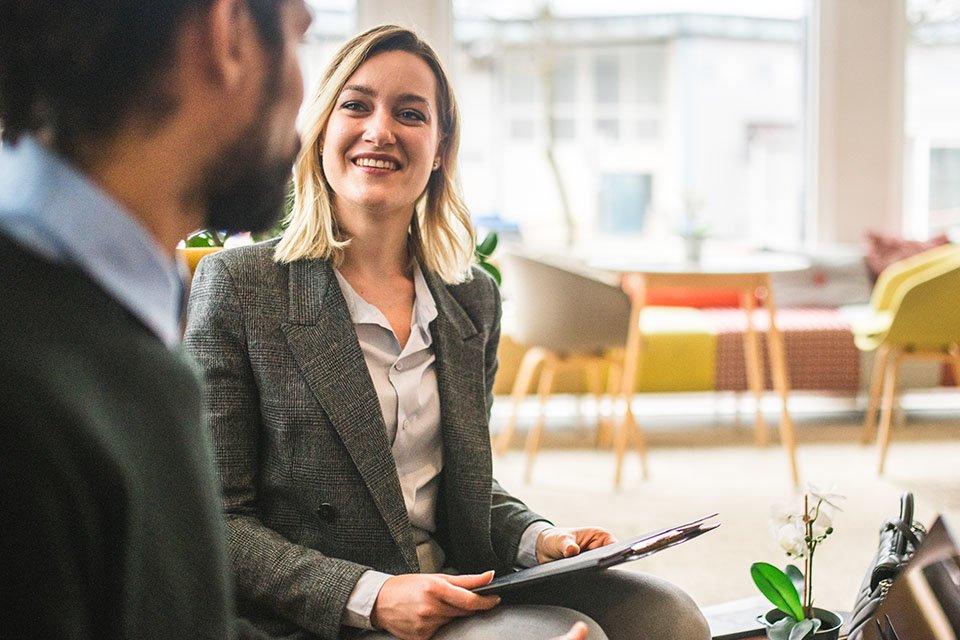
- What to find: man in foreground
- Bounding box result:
[0,0,310,636]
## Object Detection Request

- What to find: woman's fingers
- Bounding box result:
[551,621,590,640]
[442,570,495,589]
[434,580,501,612]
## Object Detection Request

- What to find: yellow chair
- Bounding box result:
[855,245,960,473]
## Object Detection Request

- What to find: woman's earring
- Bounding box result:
[432,159,441,171]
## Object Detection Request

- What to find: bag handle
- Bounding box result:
[895,492,914,556]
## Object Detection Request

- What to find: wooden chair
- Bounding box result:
[492,252,631,482]
[854,246,960,473]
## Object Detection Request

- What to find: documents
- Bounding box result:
[473,513,720,596]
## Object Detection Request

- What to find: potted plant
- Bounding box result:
[475,231,501,285]
[750,489,845,640]
[178,229,228,275]
[680,191,709,264]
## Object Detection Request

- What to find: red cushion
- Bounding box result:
[644,287,743,308]
[863,231,950,283]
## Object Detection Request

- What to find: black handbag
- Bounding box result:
[847,492,926,640]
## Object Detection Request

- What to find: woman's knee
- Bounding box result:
[432,604,607,640]
[591,570,710,640]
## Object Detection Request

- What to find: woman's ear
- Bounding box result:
[432,139,443,172]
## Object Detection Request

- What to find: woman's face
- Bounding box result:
[322,50,442,219]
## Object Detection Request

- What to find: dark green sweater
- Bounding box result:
[0,233,234,639]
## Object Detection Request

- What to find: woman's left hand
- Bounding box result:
[535,526,618,564]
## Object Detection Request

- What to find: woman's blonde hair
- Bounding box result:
[274,25,476,284]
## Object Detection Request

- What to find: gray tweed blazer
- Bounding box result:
[184,241,546,640]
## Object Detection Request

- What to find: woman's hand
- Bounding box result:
[550,621,590,640]
[370,571,501,640]
[536,527,618,564]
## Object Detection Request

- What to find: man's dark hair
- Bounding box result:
[0,0,285,162]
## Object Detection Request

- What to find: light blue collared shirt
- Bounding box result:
[0,137,183,347]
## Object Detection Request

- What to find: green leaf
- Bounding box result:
[479,261,502,286]
[476,231,498,258]
[767,618,795,640]
[185,230,220,248]
[785,564,805,596]
[751,562,804,621]
[788,618,821,640]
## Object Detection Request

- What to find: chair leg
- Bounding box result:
[742,290,769,446]
[524,355,558,483]
[762,279,800,487]
[950,344,960,386]
[494,347,545,455]
[584,360,605,447]
[862,346,890,444]
[876,350,902,475]
[598,361,622,449]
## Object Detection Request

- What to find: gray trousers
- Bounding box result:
[360,569,710,640]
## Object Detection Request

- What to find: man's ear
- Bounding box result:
[203,0,255,90]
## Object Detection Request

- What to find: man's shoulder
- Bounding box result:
[0,232,144,331]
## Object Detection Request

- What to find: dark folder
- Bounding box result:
[473,513,720,596]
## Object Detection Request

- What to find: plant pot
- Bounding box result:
[683,234,704,264]
[177,246,223,277]
[759,608,843,640]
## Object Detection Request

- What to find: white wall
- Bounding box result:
[355,0,452,65]
[812,0,906,245]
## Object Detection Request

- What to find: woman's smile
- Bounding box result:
[351,152,402,173]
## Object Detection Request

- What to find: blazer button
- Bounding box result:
[318,502,337,523]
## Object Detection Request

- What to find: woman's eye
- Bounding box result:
[398,109,426,122]
[341,101,366,112]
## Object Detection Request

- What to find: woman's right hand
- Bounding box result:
[370,571,501,640]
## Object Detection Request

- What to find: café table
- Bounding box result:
[592,253,811,488]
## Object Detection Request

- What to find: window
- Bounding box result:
[929,147,960,234]
[593,54,620,104]
[598,173,652,233]
[454,1,807,250]
[299,1,356,98]
[904,1,960,239]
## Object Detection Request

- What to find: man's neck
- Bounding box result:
[81,133,205,259]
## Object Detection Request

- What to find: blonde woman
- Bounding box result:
[185,25,709,640]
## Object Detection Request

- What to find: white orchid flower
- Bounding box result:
[811,508,833,539]
[806,484,845,512]
[776,521,807,558]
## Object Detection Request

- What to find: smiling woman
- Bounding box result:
[321,49,442,241]
[275,25,475,285]
[184,24,710,640]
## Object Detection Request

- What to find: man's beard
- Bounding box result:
[199,115,300,235]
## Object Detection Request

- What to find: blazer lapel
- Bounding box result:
[280,259,418,571]
[424,273,495,558]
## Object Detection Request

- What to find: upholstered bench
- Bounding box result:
[495,306,861,396]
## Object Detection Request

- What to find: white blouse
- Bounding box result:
[334,265,549,630]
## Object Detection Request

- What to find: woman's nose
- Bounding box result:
[362,109,396,147]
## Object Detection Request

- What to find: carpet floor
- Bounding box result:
[490,418,960,612]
